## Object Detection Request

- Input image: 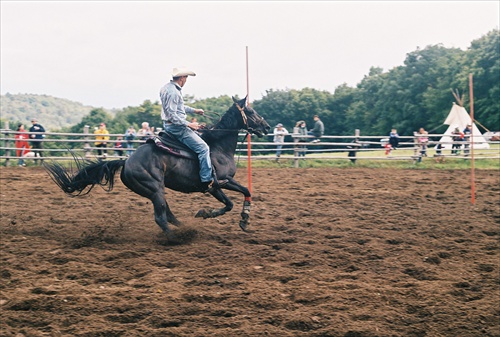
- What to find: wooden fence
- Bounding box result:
[1,122,498,167]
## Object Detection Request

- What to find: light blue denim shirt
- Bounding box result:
[159,81,195,126]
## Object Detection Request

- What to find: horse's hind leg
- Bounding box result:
[151,191,171,233]
[121,162,180,232]
[165,199,181,226]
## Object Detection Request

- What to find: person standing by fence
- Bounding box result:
[417,127,429,162]
[451,127,464,155]
[15,124,30,167]
[137,122,153,141]
[114,136,124,157]
[294,120,308,157]
[273,123,289,161]
[29,118,45,165]
[94,123,109,159]
[463,124,472,156]
[124,126,136,156]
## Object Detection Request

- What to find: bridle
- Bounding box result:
[234,102,248,128]
[203,102,266,136]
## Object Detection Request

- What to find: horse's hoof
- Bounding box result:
[239,220,249,232]
[195,209,208,218]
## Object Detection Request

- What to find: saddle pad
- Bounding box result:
[146,132,196,160]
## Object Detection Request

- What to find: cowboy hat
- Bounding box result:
[172,67,196,77]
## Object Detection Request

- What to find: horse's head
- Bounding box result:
[232,96,270,137]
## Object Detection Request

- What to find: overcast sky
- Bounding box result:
[1,1,498,109]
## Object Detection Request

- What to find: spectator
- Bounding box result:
[451,127,464,155]
[94,123,110,159]
[124,126,136,156]
[294,120,308,158]
[417,127,429,162]
[463,124,472,156]
[15,124,30,167]
[308,115,324,143]
[29,118,46,165]
[114,136,124,157]
[273,123,289,161]
[137,122,153,141]
[389,128,400,149]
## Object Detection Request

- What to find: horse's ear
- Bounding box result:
[232,96,247,106]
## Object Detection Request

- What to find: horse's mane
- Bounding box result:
[200,105,241,143]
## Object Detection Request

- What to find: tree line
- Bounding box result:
[3,29,498,140]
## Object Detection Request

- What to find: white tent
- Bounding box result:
[438,103,490,150]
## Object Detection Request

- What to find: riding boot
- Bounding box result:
[202,167,228,193]
[211,166,228,188]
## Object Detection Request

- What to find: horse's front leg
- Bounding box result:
[195,189,233,219]
[211,179,252,232]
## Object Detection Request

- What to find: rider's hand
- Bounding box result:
[194,109,204,115]
[188,122,199,130]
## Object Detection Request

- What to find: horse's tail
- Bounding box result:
[45,158,125,196]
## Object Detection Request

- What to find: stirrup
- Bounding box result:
[203,179,229,193]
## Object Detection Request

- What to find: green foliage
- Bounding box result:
[69,108,113,133]
[252,88,332,131]
[465,30,500,129]
[0,93,96,130]
[1,30,498,139]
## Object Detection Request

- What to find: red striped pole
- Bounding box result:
[469,73,475,205]
[246,46,252,194]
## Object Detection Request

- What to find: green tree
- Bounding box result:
[463,29,500,130]
[70,108,113,133]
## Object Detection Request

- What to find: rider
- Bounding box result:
[159,67,227,192]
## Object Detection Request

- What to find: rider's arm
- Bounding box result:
[160,86,189,126]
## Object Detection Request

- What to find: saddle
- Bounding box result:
[146,131,197,160]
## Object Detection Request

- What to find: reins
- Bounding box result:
[202,102,250,133]
[203,103,251,164]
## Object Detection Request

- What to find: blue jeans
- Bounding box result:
[163,122,212,182]
[275,144,283,157]
[308,131,321,142]
[126,143,134,156]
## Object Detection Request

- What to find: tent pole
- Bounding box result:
[469,73,475,205]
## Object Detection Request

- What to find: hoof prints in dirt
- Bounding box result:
[69,225,120,248]
[1,167,499,337]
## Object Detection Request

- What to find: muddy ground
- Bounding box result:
[0,166,499,337]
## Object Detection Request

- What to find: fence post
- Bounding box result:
[293,126,299,168]
[413,132,419,163]
[4,121,11,166]
[83,125,91,159]
[348,129,360,164]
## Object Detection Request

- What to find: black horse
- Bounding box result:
[45,97,270,233]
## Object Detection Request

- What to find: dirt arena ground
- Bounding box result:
[0,166,498,337]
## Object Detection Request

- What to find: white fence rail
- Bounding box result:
[1,124,499,167]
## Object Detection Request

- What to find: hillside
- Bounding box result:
[0,93,96,131]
